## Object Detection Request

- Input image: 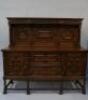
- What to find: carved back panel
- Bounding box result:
[8,18,82,49]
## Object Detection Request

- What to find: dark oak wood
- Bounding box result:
[1,17,88,94]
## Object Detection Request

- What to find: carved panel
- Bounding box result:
[11,25,33,47]
[4,52,31,76]
[64,53,86,76]
[58,27,79,41]
[10,23,80,49]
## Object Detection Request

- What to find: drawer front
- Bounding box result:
[64,53,86,76]
[29,54,63,76]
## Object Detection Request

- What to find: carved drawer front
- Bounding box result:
[29,54,63,76]
[64,53,86,76]
[3,52,31,76]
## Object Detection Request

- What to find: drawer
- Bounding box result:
[30,54,60,66]
[29,54,63,76]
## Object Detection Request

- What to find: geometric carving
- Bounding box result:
[11,24,79,49]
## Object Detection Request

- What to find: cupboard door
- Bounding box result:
[3,52,31,76]
[64,53,86,76]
